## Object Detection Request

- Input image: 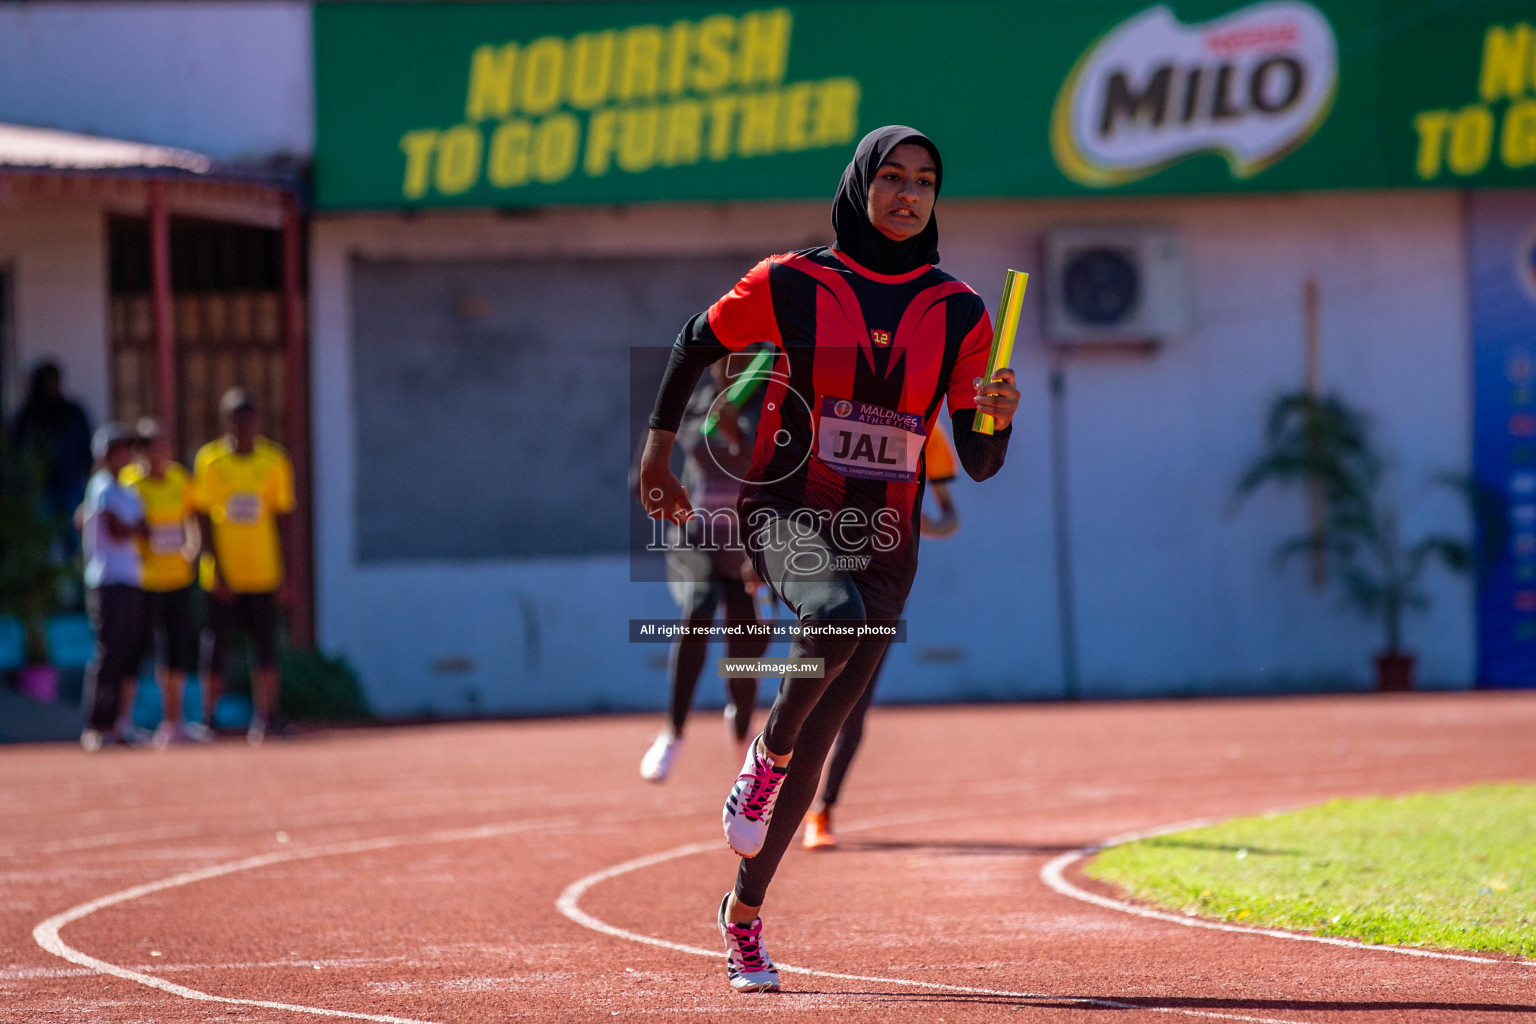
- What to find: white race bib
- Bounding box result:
[816,398,925,482]
[226,492,262,526]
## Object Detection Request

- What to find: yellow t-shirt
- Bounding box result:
[194,437,294,594]
[193,436,231,479]
[121,462,197,592]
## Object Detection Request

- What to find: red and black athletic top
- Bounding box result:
[650,246,1011,576]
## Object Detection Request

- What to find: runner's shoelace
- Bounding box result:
[736,756,784,822]
[726,921,772,973]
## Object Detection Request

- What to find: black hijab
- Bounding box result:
[831,125,942,276]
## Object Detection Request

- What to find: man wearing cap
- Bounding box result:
[194,388,295,745]
[79,423,149,751]
[124,417,207,745]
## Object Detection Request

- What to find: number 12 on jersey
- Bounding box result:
[976,269,1028,436]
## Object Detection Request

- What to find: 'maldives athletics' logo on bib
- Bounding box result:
[817,397,924,482]
[1051,2,1337,188]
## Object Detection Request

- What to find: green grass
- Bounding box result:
[1085,783,1536,958]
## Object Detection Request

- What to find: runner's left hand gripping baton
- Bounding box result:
[976,269,1028,436]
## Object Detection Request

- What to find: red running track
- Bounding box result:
[2,692,1533,1023]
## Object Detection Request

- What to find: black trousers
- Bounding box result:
[145,585,198,674]
[81,585,148,732]
[734,509,907,907]
[202,590,278,677]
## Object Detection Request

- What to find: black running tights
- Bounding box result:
[735,515,899,907]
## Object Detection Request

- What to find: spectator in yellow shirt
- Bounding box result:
[124,418,208,746]
[195,388,294,745]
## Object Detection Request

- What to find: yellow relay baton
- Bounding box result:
[976,269,1028,436]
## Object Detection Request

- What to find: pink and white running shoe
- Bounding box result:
[717,893,780,992]
[722,734,787,857]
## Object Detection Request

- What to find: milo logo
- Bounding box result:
[1051,2,1337,187]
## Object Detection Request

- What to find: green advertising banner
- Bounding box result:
[313,1,1536,210]
[1385,3,1536,187]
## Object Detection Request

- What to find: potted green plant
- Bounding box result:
[1235,392,1477,691]
[0,437,70,698]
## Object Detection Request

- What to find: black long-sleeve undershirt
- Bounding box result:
[648,313,724,435]
[948,409,1011,482]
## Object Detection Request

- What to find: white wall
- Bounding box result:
[0,201,108,425]
[0,2,311,161]
[311,204,835,718]
[936,191,1472,696]
[311,191,1474,717]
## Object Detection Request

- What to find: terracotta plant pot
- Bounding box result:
[1374,651,1415,692]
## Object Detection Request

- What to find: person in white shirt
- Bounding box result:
[79,423,149,751]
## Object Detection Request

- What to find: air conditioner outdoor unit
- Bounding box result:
[1042,227,1189,345]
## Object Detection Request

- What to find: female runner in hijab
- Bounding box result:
[639,125,1020,992]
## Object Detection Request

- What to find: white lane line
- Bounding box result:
[34,815,589,1024]
[1040,820,1536,969]
[555,814,1320,1024]
[33,786,1526,1024]
[0,955,414,982]
[26,795,1027,1021]
[0,823,203,859]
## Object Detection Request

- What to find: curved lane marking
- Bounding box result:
[36,793,1529,1024]
[1040,819,1536,969]
[25,780,1102,1021]
[34,815,587,1024]
[556,812,1321,1024]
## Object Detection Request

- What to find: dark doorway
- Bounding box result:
[108,216,288,461]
